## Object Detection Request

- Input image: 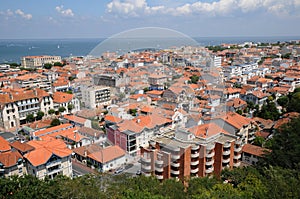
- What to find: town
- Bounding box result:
[0,39,300,182]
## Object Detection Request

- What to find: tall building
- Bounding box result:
[81,86,111,109]
[140,123,242,181]
[21,55,61,69]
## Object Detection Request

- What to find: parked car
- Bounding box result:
[136,170,141,175]
[114,167,124,174]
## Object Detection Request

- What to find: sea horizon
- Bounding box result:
[1,35,299,64]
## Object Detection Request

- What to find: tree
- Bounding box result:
[189,75,199,84]
[58,106,66,114]
[259,116,300,169]
[277,96,289,108]
[67,104,74,113]
[26,114,35,123]
[256,102,280,121]
[36,111,44,120]
[50,118,61,126]
[253,136,265,147]
[287,92,300,113]
[53,62,63,67]
[43,63,52,69]
[129,109,137,116]
[48,109,55,115]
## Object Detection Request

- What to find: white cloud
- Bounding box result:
[15,9,32,20]
[55,5,74,17]
[0,9,32,20]
[106,0,300,17]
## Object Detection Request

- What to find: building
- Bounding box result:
[106,114,172,157]
[53,92,80,115]
[0,88,53,130]
[0,151,25,177]
[24,139,73,179]
[14,74,51,91]
[21,55,61,69]
[242,144,270,165]
[93,74,129,88]
[148,73,167,90]
[81,86,111,109]
[140,124,241,181]
[73,144,126,172]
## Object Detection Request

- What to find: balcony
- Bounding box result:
[171,170,180,175]
[222,157,230,164]
[191,160,199,166]
[223,150,231,156]
[248,136,255,142]
[191,153,199,158]
[191,145,199,151]
[234,146,243,153]
[235,139,243,145]
[206,159,214,166]
[206,151,215,158]
[141,157,151,164]
[205,166,214,174]
[223,142,231,148]
[171,147,180,152]
[156,174,164,180]
[234,154,241,160]
[141,164,151,172]
[191,168,199,174]
[234,161,241,167]
[171,162,180,167]
[155,160,163,166]
[155,167,163,172]
[171,154,180,160]
[46,159,61,168]
[206,144,215,151]
[144,172,151,177]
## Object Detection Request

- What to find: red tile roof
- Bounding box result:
[0,151,23,167]
[0,136,11,152]
[242,144,271,157]
[87,145,125,163]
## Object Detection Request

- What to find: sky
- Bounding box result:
[0,0,300,39]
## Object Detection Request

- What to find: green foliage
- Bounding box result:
[277,95,289,107]
[206,45,226,52]
[53,62,63,67]
[282,53,291,59]
[287,92,300,113]
[26,114,35,123]
[236,109,243,115]
[260,116,300,170]
[129,108,137,116]
[189,75,199,84]
[253,136,265,147]
[36,111,44,120]
[67,104,74,113]
[48,109,55,115]
[58,106,66,113]
[43,63,53,69]
[255,102,280,121]
[50,118,61,127]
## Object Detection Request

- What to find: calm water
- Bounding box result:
[0,36,299,64]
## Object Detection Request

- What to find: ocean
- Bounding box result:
[0,36,299,64]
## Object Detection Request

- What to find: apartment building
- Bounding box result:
[106,114,172,157]
[0,151,25,177]
[14,74,51,91]
[140,123,241,181]
[0,88,53,130]
[81,86,111,109]
[53,92,80,115]
[148,73,167,90]
[210,112,257,145]
[21,55,61,69]
[24,139,73,179]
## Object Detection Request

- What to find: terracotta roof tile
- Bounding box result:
[0,151,23,167]
[242,144,271,157]
[0,136,11,152]
[87,145,125,163]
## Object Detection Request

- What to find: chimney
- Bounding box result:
[84,149,87,157]
[137,119,141,123]
[205,127,208,136]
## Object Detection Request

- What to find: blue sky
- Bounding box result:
[0,0,300,39]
